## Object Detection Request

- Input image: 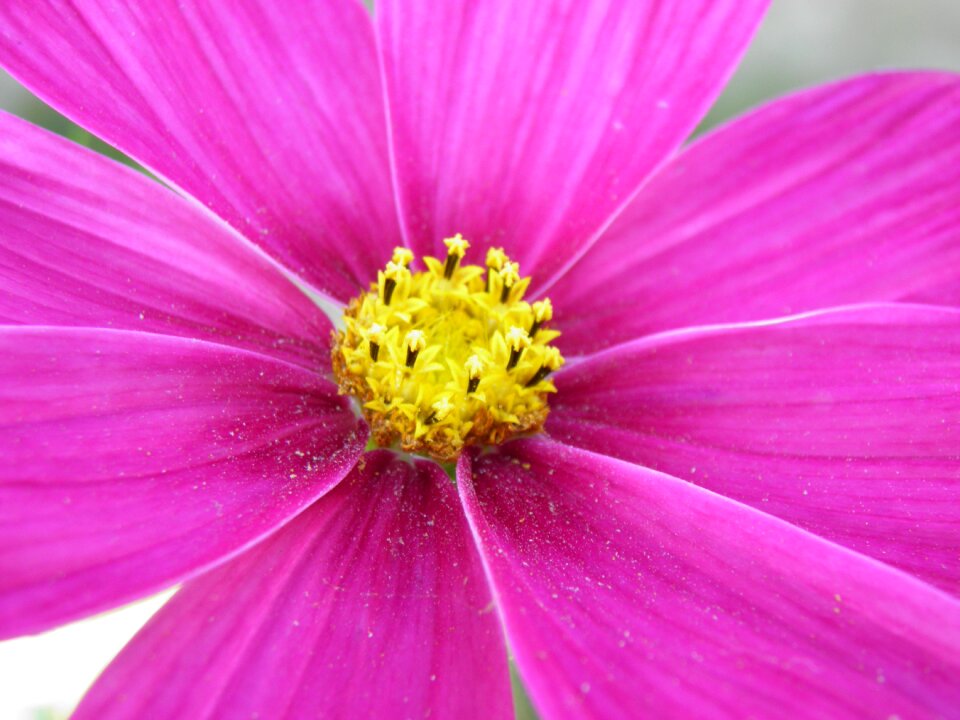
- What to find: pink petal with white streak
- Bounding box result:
[0,327,365,638]
[460,439,960,719]
[550,304,960,594]
[549,72,960,354]
[75,451,511,720]
[378,0,767,284]
[0,0,401,301]
[0,111,331,369]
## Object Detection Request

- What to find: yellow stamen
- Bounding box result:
[365,322,385,361]
[505,326,531,370]
[332,240,565,462]
[530,298,553,335]
[442,234,470,279]
[465,354,484,394]
[525,346,563,388]
[384,261,406,279]
[485,247,507,291]
[444,233,470,257]
[543,345,563,370]
[404,329,426,367]
[486,247,507,271]
[427,397,454,425]
[379,261,409,305]
[499,262,520,302]
[392,247,414,267]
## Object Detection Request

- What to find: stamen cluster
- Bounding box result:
[332,236,564,462]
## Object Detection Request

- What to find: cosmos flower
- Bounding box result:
[1,0,959,718]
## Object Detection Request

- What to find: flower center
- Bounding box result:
[332,235,564,463]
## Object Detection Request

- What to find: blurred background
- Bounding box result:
[1,1,959,718]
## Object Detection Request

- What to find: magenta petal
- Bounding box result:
[0,328,366,638]
[459,439,960,719]
[74,451,510,720]
[550,304,960,594]
[377,0,768,281]
[548,72,960,353]
[0,112,332,369]
[0,0,401,301]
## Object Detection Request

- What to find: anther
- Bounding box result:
[524,366,552,387]
[443,234,470,280]
[405,330,426,368]
[382,279,396,305]
[367,323,385,361]
[505,327,531,371]
[530,299,553,336]
[381,261,406,305]
[465,354,484,393]
[499,262,520,303]
[525,347,563,387]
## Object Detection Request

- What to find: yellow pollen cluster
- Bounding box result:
[332,236,565,463]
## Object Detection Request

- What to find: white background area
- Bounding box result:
[0,593,173,719]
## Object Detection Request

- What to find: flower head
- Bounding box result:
[334,242,563,462]
[0,1,959,719]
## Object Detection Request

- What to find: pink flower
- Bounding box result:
[1,1,958,718]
